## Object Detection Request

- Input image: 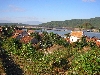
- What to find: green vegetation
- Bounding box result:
[39,17,100,28]
[0,25,100,74]
[69,48,100,75]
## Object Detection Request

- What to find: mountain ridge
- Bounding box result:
[39,17,100,28]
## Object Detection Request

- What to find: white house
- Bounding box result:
[70,31,83,43]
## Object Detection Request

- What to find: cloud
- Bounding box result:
[0,5,25,12]
[82,0,96,2]
[8,5,25,12]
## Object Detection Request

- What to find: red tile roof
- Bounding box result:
[15,30,23,34]
[20,36,33,44]
[12,30,23,38]
[96,40,100,47]
[28,30,35,34]
[12,34,18,38]
[70,31,83,38]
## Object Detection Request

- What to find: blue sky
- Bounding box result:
[0,0,100,24]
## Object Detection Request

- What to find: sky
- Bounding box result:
[0,0,100,24]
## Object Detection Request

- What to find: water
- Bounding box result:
[35,29,100,39]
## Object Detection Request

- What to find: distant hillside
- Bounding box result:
[0,23,39,26]
[39,17,100,28]
[0,21,42,26]
[0,23,27,26]
[22,21,42,25]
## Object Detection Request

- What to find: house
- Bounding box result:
[12,29,28,40]
[20,35,39,44]
[70,31,83,43]
[20,35,33,44]
[13,30,23,35]
[65,37,70,43]
[86,36,99,42]
[12,30,23,38]
[27,30,35,35]
[12,29,39,44]
[92,29,99,32]
[95,40,100,47]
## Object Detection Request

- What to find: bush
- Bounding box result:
[69,47,100,75]
[33,49,70,74]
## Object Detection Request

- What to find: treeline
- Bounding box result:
[39,17,100,28]
[0,23,28,26]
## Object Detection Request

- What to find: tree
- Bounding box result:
[64,33,70,38]
[82,22,92,29]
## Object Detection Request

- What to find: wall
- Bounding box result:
[70,36,79,43]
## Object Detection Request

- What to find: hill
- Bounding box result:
[0,21,42,26]
[22,21,42,25]
[0,23,27,26]
[39,17,100,28]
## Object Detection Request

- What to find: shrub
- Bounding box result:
[68,47,100,75]
[33,49,70,74]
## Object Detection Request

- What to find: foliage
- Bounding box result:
[64,33,70,37]
[68,48,100,75]
[31,32,41,41]
[74,37,88,49]
[82,22,94,29]
[1,25,14,38]
[33,49,69,74]
[39,31,69,49]
[1,25,100,74]
[0,37,3,47]
[2,36,70,74]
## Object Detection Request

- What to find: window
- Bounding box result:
[72,39,73,41]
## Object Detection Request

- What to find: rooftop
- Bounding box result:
[70,31,83,38]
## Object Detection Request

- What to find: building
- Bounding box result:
[20,35,32,44]
[27,30,35,35]
[70,31,83,43]
[12,29,28,40]
[12,29,39,44]
[96,40,100,47]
